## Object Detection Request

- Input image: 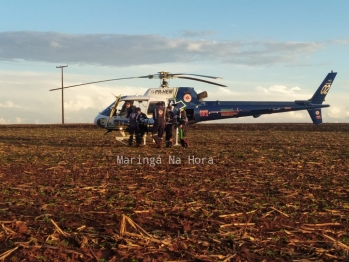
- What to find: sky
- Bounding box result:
[1,0,349,124]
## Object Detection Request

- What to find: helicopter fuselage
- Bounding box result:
[94,71,336,130]
[49,70,336,128]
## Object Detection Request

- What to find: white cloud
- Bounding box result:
[181,30,216,38]
[0,117,22,124]
[256,85,302,95]
[218,86,234,94]
[0,101,23,108]
[287,111,307,120]
[50,41,62,48]
[0,31,327,67]
[328,106,348,119]
[64,95,96,111]
[186,43,202,51]
[0,32,347,125]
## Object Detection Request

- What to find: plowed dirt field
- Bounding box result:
[1,123,349,261]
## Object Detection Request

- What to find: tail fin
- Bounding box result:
[308,108,322,125]
[310,71,337,104]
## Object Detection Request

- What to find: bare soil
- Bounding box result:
[1,123,349,261]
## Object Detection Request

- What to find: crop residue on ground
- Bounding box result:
[1,123,349,261]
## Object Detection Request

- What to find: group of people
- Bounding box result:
[152,102,189,148]
[126,104,149,147]
[126,101,189,148]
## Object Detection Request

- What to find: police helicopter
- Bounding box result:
[50,70,337,144]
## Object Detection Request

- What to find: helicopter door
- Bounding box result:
[185,109,195,121]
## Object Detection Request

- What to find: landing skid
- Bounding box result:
[115,130,128,145]
[115,132,149,146]
[112,129,180,147]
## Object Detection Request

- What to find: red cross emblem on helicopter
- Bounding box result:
[183,94,192,102]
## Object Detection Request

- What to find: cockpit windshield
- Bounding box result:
[100,102,114,116]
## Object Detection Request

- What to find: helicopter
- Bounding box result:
[50,70,337,143]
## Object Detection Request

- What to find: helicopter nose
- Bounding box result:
[94,114,107,128]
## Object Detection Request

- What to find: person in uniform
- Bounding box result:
[136,107,148,145]
[152,102,165,148]
[179,109,189,148]
[128,107,142,147]
[171,103,180,118]
[120,101,132,118]
[165,105,175,147]
[171,103,180,129]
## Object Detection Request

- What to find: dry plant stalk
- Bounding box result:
[50,219,70,238]
[304,223,341,227]
[220,223,255,228]
[120,214,153,238]
[323,234,349,251]
[219,210,256,218]
[270,207,289,217]
[0,221,12,224]
[1,224,16,235]
[120,214,171,246]
[0,246,19,261]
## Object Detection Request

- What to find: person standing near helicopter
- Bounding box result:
[136,107,148,145]
[120,101,133,118]
[165,105,175,147]
[179,109,189,148]
[152,102,165,148]
[128,107,142,147]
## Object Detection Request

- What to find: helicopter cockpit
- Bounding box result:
[100,99,151,118]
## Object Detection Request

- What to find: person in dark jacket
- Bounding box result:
[165,105,175,147]
[179,110,189,148]
[120,101,133,118]
[128,107,142,147]
[136,107,148,145]
[152,102,165,148]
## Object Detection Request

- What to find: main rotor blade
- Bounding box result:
[176,76,227,87]
[49,75,152,91]
[171,73,222,79]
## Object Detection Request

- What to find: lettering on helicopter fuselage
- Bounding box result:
[221,108,239,116]
[320,83,331,94]
[151,90,173,95]
[200,110,209,117]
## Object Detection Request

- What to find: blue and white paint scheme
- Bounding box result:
[50,70,337,133]
[93,71,337,131]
